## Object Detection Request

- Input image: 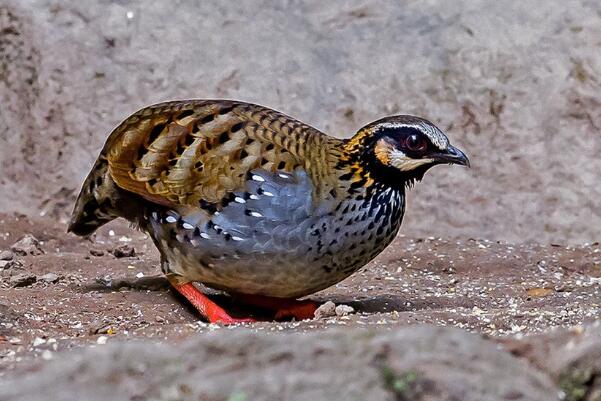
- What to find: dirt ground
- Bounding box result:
[1,212,599,377]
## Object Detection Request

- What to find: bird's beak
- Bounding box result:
[432,144,470,167]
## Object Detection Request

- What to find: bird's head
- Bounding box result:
[344,115,470,188]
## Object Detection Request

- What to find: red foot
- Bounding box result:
[235,294,318,321]
[172,282,256,325]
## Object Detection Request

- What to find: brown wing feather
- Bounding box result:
[101,100,341,209]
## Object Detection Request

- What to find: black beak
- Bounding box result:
[432,144,470,167]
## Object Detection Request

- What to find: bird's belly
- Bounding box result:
[150,197,404,298]
[145,168,405,298]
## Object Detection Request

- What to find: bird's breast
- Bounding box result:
[144,168,406,297]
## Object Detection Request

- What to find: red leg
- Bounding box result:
[235,294,318,321]
[171,282,255,325]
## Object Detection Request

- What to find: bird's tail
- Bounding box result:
[68,158,121,236]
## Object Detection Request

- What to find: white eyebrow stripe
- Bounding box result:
[378,122,449,151]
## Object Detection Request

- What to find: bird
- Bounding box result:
[68,99,469,324]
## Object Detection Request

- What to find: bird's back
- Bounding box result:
[69,100,342,235]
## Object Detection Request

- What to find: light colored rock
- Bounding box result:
[40,272,59,283]
[314,300,337,319]
[335,304,355,316]
[10,234,43,256]
[9,273,36,287]
[0,250,14,261]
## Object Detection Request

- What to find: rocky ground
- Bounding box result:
[0,212,600,400]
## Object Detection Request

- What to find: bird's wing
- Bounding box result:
[102,100,336,210]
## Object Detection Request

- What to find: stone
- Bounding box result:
[10,235,43,256]
[39,273,60,283]
[9,273,36,287]
[335,304,355,317]
[314,301,336,319]
[0,251,14,261]
[112,245,135,258]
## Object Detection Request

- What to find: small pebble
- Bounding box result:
[314,301,336,319]
[0,250,14,261]
[97,336,108,345]
[335,304,355,317]
[40,273,60,283]
[89,249,104,257]
[113,244,135,258]
[10,273,36,287]
[11,234,43,256]
[32,337,46,347]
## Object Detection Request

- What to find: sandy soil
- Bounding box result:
[1,212,599,377]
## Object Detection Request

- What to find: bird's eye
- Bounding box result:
[406,134,427,152]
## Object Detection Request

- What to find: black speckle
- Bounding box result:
[277,161,286,170]
[350,179,366,190]
[177,109,194,120]
[194,161,203,171]
[230,122,244,133]
[218,131,229,144]
[322,266,332,273]
[266,143,274,151]
[148,123,166,145]
[224,233,232,241]
[200,114,214,124]
[199,200,218,214]
[240,148,248,158]
[219,105,234,115]
[184,134,195,146]
[339,171,354,181]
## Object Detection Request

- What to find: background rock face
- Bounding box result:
[1,0,600,243]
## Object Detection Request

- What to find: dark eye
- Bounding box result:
[406,134,427,152]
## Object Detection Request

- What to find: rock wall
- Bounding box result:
[1,0,600,243]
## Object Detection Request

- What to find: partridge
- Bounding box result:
[68,100,469,323]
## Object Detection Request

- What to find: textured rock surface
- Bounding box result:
[0,0,599,243]
[0,326,560,401]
